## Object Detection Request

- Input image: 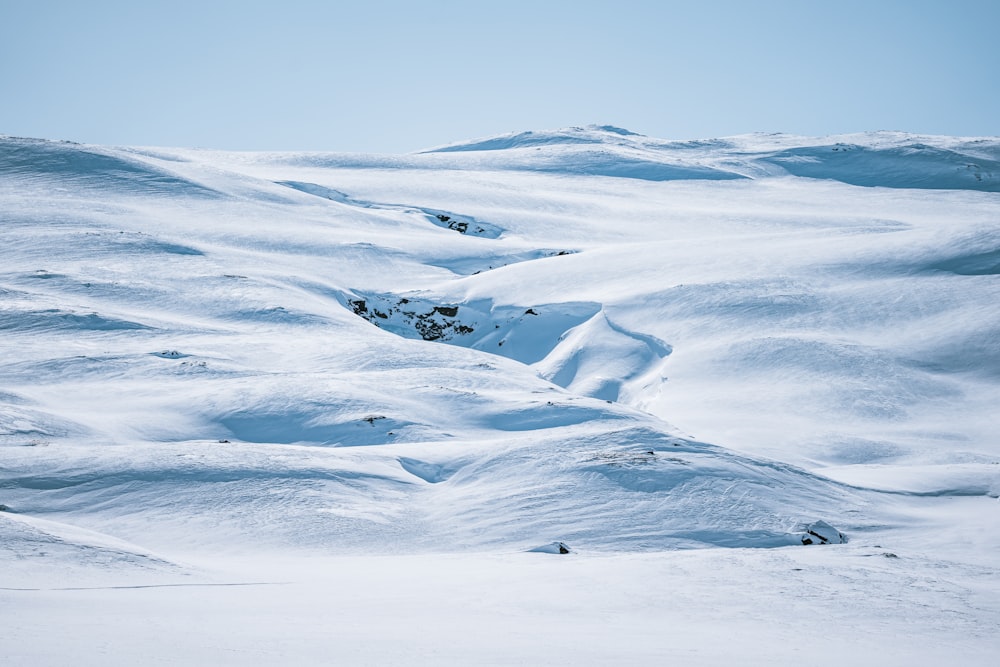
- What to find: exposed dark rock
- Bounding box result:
[424,210,502,237]
[346,293,477,342]
[414,318,446,341]
[584,450,687,467]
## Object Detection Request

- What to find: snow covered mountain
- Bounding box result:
[2,126,998,664]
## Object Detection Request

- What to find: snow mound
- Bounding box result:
[420,125,746,181]
[398,457,456,483]
[423,125,645,153]
[0,308,152,332]
[277,180,503,237]
[762,141,1000,191]
[534,310,672,402]
[800,520,847,545]
[0,137,220,198]
[0,511,177,578]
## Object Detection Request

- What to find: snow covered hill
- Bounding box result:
[2,127,998,665]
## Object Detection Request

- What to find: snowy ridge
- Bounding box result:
[422,124,645,152]
[415,125,1000,190]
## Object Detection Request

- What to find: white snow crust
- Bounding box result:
[2,127,998,664]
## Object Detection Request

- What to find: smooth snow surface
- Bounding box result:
[2,127,999,664]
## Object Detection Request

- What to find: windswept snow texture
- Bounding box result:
[762,142,1000,191]
[2,128,1000,664]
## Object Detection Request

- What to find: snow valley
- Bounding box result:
[2,126,999,665]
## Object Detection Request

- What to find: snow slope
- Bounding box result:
[2,127,998,664]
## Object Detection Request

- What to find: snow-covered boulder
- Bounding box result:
[801,520,847,545]
[528,542,571,554]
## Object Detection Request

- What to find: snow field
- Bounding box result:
[2,126,998,663]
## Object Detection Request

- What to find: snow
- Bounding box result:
[4,549,998,666]
[2,127,999,664]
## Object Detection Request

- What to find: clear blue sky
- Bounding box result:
[1,0,997,152]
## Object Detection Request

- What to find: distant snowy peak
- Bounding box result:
[416,125,744,182]
[423,126,996,155]
[415,126,1000,190]
[421,124,647,153]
